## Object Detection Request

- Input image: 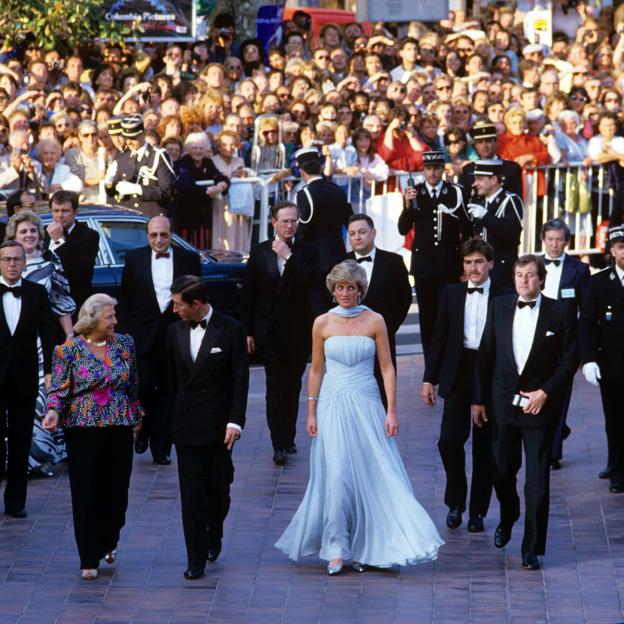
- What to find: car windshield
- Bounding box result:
[99,220,149,265]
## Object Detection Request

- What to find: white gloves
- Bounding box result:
[467,203,487,219]
[104,160,118,185]
[116,181,142,196]
[582,362,601,386]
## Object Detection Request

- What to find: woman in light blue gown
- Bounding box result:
[275,260,443,575]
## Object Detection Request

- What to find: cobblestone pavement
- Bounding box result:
[1,356,624,624]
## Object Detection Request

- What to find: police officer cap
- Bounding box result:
[608,223,624,243]
[471,121,497,141]
[422,151,445,166]
[294,146,321,168]
[121,114,144,138]
[473,159,503,177]
[107,117,123,136]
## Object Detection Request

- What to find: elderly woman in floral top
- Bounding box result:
[43,293,144,581]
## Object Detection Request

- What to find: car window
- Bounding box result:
[99,220,148,265]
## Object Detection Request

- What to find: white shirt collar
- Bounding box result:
[486,187,504,203]
[518,293,542,307]
[425,180,444,196]
[615,265,624,283]
[468,277,490,291]
[544,252,566,262]
[191,307,213,330]
[0,276,22,287]
[305,175,323,185]
[355,247,376,260]
[151,246,172,259]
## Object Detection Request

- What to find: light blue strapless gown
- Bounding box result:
[275,335,444,567]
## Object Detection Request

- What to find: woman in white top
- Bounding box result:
[35,139,83,196]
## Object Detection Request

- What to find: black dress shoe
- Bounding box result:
[522,553,541,570]
[446,508,462,529]
[562,424,571,440]
[5,509,27,519]
[550,459,562,470]
[153,455,171,465]
[494,523,513,548]
[467,515,484,533]
[134,439,148,454]
[184,567,205,580]
[273,450,288,465]
[207,542,222,563]
[609,482,624,493]
[286,443,298,454]
[600,467,613,479]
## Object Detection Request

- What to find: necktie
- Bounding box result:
[467,287,483,294]
[431,188,437,200]
[189,319,207,330]
[544,258,561,267]
[0,284,22,298]
[518,300,536,309]
[156,251,170,259]
[357,256,372,263]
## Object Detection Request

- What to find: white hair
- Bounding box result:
[557,109,580,125]
[74,294,117,335]
[184,132,210,148]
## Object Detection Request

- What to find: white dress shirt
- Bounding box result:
[616,265,624,285]
[543,253,565,300]
[275,236,293,277]
[512,294,541,374]
[354,247,376,286]
[48,222,75,252]
[151,248,174,313]
[463,278,490,350]
[425,180,444,200]
[1,277,22,335]
[485,187,504,207]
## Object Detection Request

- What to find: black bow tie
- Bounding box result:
[189,319,207,330]
[156,251,170,259]
[518,300,537,309]
[467,286,484,294]
[0,284,22,298]
[545,258,561,267]
[356,256,372,263]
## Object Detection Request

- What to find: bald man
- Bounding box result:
[120,216,201,464]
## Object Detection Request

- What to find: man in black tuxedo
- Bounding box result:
[344,213,412,405]
[295,147,353,275]
[472,254,578,570]
[167,275,248,580]
[580,224,624,491]
[243,200,322,466]
[540,219,590,469]
[423,238,512,533]
[400,150,472,358]
[0,241,56,518]
[45,190,99,314]
[120,216,201,465]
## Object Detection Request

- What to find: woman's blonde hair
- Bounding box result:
[503,106,526,128]
[326,260,368,297]
[4,210,44,249]
[74,293,118,335]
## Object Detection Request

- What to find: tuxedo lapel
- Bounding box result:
[262,245,280,284]
[365,249,386,302]
[0,296,10,335]
[190,318,224,380]
[559,255,574,292]
[177,322,194,373]
[452,285,467,341]
[142,247,160,311]
[521,298,552,376]
[501,296,518,372]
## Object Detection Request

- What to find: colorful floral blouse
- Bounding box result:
[46,333,144,428]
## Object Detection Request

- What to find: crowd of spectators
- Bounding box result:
[1,3,624,252]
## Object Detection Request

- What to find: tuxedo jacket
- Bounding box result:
[474,294,578,427]
[120,245,201,357]
[167,310,249,446]
[242,239,322,354]
[397,180,472,280]
[44,221,100,312]
[296,178,353,273]
[0,280,56,396]
[459,158,523,201]
[424,281,513,397]
[580,266,624,379]
[552,254,590,310]
[343,248,412,339]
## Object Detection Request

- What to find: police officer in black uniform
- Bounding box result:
[580,223,624,491]
[467,160,524,288]
[400,150,472,357]
[458,121,523,201]
[105,114,176,218]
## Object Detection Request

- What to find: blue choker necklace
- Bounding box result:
[329,304,371,317]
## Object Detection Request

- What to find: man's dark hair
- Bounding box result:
[514,253,547,285]
[398,36,419,51]
[461,237,494,261]
[541,218,571,242]
[213,12,235,29]
[348,213,375,229]
[171,275,210,304]
[0,240,25,256]
[300,161,321,176]
[272,199,298,219]
[49,189,78,212]
[6,189,27,218]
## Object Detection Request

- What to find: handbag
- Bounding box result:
[565,173,592,215]
[227,182,255,217]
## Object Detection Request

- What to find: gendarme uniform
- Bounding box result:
[469,160,523,288]
[580,224,624,489]
[105,114,175,218]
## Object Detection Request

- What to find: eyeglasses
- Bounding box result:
[315,55,330,60]
[421,48,437,54]
[0,256,25,264]
[338,109,352,115]
[262,129,278,136]
[81,132,97,138]
[456,47,474,53]
[435,85,452,91]
[570,95,587,102]
[605,97,620,103]
[447,139,463,145]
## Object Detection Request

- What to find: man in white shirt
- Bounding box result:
[390,37,425,83]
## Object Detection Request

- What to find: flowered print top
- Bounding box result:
[46,333,144,428]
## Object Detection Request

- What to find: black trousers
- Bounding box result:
[599,375,624,482]
[0,373,37,513]
[176,443,234,569]
[438,348,494,517]
[64,426,133,569]
[137,342,172,458]
[413,276,453,358]
[550,381,573,461]
[493,422,555,556]
[257,345,308,452]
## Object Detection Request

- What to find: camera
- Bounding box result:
[399,120,407,131]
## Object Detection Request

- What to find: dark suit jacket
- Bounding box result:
[424,281,513,397]
[343,248,412,341]
[167,310,249,446]
[555,254,590,310]
[242,239,322,354]
[44,221,99,312]
[459,158,523,201]
[474,294,578,427]
[0,280,56,395]
[296,178,353,273]
[119,245,201,357]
